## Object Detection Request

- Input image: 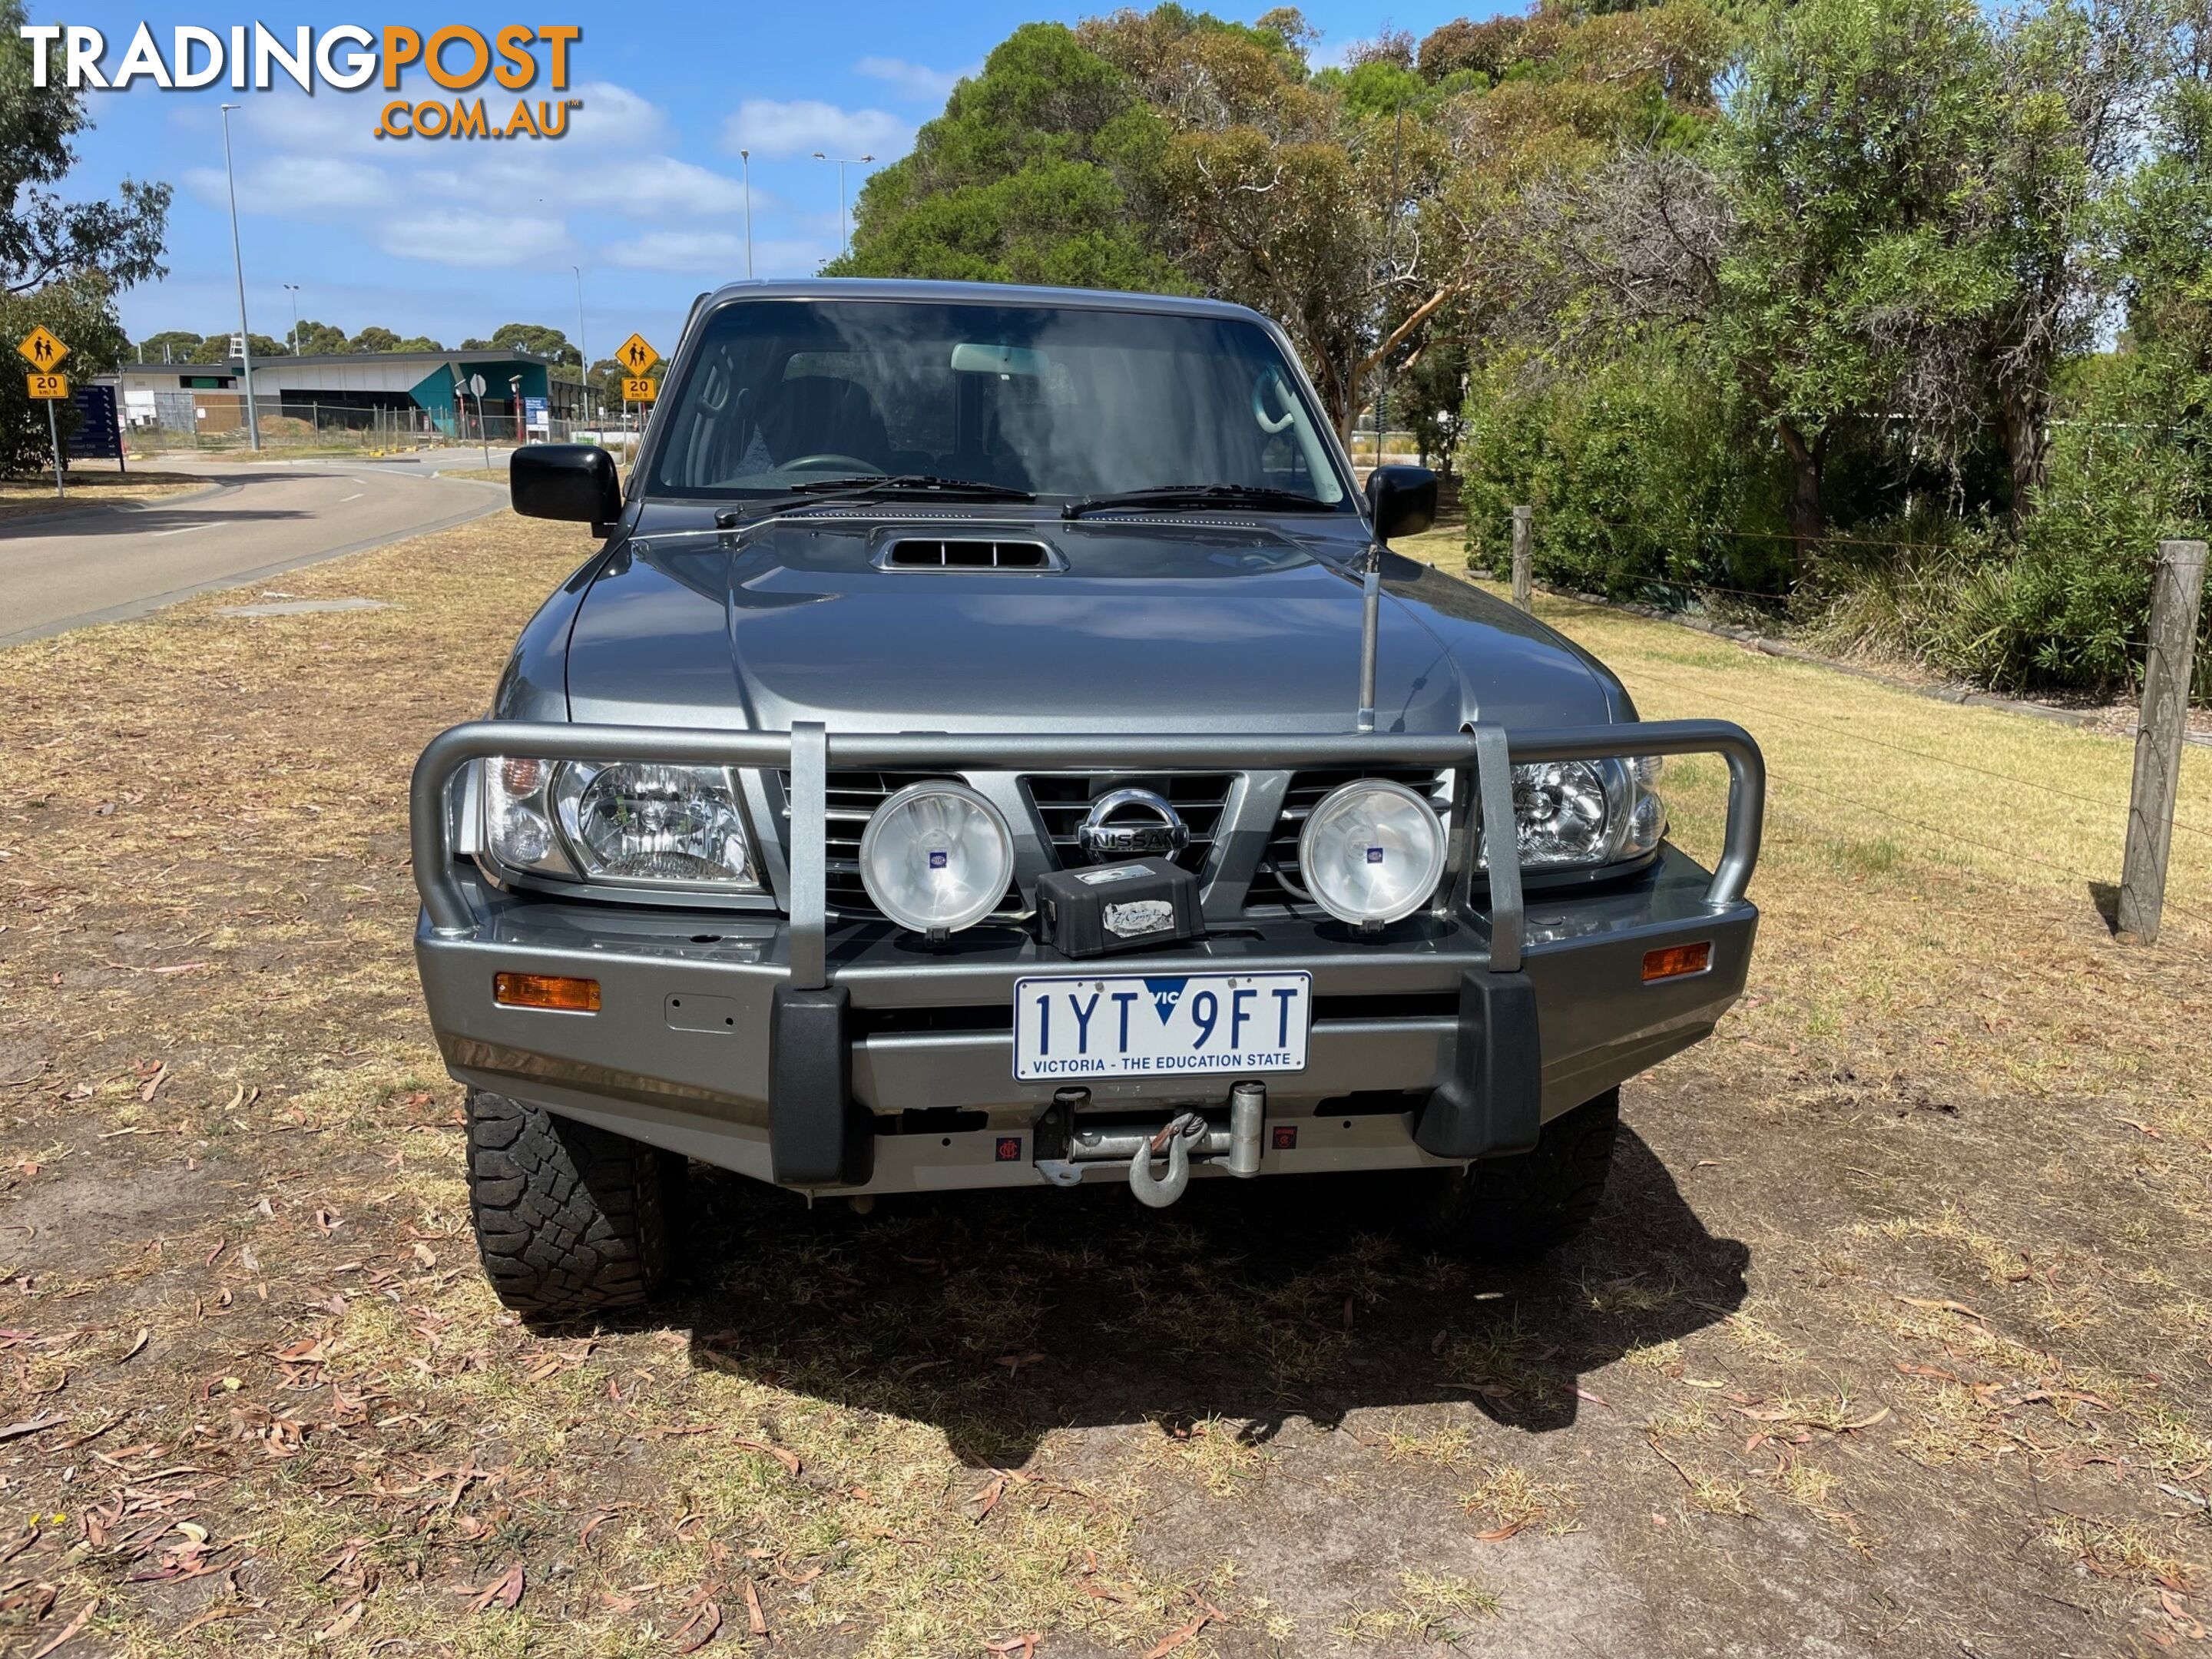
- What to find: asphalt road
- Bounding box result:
[0,456,508,647]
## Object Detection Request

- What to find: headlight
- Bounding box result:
[1299,778,1448,926]
[553,762,757,886]
[859,781,1014,935]
[482,756,578,879]
[478,758,759,889]
[1510,757,1667,869]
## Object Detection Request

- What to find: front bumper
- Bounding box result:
[416,852,1755,1196]
[411,718,1763,1195]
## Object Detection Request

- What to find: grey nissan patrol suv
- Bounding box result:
[408,279,1764,1316]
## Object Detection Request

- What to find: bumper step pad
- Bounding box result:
[769,984,874,1187]
[1414,968,1542,1159]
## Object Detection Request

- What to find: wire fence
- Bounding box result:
[1621,657,2212,935]
[118,395,647,458]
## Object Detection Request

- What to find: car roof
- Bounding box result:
[695,276,1268,324]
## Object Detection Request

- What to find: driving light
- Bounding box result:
[859,781,1014,935]
[552,762,757,886]
[1299,778,1447,926]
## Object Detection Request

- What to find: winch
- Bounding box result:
[1032,1080,1267,1207]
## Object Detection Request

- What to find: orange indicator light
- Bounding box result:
[494,972,601,1012]
[1641,942,1712,982]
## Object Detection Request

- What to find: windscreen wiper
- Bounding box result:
[715,475,1037,526]
[1060,484,1336,519]
[790,474,1035,500]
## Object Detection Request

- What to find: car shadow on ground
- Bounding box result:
[647,1124,1749,1467]
[0,474,329,540]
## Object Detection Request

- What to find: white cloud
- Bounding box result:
[601,232,830,277]
[187,154,395,214]
[380,210,570,268]
[604,231,750,273]
[193,80,771,267]
[563,157,767,218]
[551,81,672,154]
[720,99,911,161]
[853,56,975,102]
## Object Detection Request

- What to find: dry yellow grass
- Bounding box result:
[0,511,2205,1655]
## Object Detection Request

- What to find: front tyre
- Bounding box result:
[465,1090,686,1316]
[1401,1088,1619,1257]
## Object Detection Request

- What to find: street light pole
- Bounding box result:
[571,263,588,426]
[282,283,300,355]
[219,103,262,452]
[740,149,753,277]
[810,152,875,258]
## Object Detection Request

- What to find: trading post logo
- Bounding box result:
[15,23,586,141]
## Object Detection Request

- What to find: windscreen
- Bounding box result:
[644,298,1349,506]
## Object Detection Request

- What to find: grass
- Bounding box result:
[0,510,2207,1653]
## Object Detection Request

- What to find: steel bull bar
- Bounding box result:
[410,720,1764,1190]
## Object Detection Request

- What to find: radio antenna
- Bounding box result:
[1356,538,1382,733]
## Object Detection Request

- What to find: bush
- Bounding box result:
[1809,363,2210,700]
[1456,340,1793,602]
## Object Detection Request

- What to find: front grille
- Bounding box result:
[1021,772,1235,876]
[778,768,1023,923]
[1244,767,1452,912]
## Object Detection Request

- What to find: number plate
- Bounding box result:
[1013,971,1311,1082]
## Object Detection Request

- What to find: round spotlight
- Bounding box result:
[1298,777,1447,926]
[859,781,1015,934]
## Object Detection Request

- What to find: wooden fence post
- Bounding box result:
[2118,538,2207,943]
[1511,505,1533,614]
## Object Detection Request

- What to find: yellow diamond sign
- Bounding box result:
[614,333,659,376]
[17,326,68,371]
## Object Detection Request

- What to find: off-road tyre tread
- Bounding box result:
[1405,1088,1620,1257]
[466,1090,685,1316]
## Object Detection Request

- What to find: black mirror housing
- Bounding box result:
[1366,465,1437,544]
[512,444,622,530]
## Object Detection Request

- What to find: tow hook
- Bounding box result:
[1126,1084,1266,1205]
[1129,1111,1207,1208]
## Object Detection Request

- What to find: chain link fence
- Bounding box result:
[123,392,592,455]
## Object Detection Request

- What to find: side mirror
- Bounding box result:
[512,444,621,530]
[1366,465,1437,544]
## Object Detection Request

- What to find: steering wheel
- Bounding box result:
[781,454,879,475]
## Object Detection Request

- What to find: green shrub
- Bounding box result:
[1808,363,2210,699]
[1456,340,1793,603]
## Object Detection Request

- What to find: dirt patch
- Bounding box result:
[0,513,2204,1655]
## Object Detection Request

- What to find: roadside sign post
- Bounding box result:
[615,336,660,458]
[18,328,71,498]
[469,373,490,470]
[45,397,63,499]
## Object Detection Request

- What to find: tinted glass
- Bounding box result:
[645,299,1349,505]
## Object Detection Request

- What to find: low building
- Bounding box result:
[110,348,588,440]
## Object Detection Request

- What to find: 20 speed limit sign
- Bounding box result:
[25,372,68,399]
[621,376,657,402]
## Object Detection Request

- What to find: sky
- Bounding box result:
[41,2,1502,365]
